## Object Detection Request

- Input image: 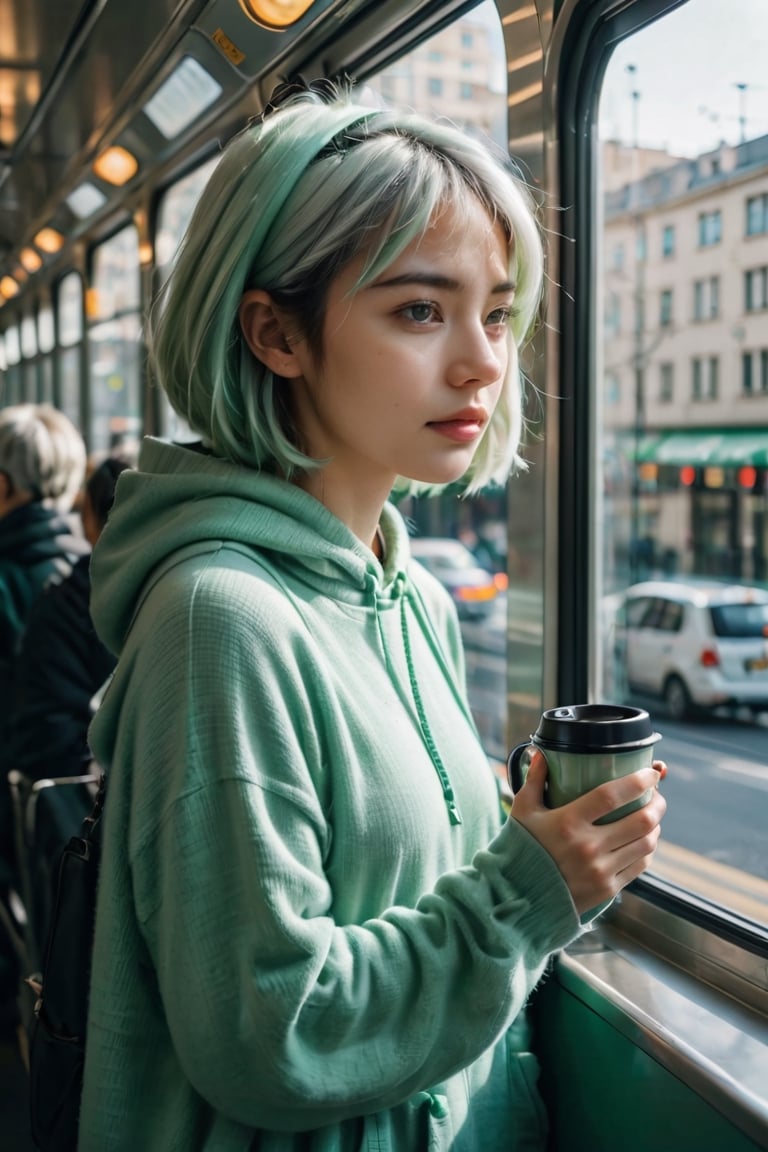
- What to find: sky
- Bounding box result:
[599,0,768,157]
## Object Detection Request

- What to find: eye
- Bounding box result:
[399,301,440,324]
[486,304,516,327]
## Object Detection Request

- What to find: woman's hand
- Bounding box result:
[510,750,667,916]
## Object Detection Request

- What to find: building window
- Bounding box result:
[693,275,720,320]
[742,349,768,395]
[428,77,443,97]
[460,83,473,100]
[612,244,624,272]
[745,266,768,312]
[461,30,473,48]
[662,224,675,257]
[746,193,768,236]
[659,289,673,327]
[659,362,674,403]
[428,50,442,62]
[605,371,620,405]
[692,356,718,400]
[698,209,721,246]
[605,292,621,335]
[709,275,720,318]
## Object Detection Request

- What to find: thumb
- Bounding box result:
[518,748,548,805]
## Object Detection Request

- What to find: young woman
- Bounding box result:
[80,85,666,1151]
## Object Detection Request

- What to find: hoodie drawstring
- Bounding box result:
[399,593,462,825]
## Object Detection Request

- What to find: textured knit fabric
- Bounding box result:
[79,438,582,1152]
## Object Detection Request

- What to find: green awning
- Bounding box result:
[633,429,768,467]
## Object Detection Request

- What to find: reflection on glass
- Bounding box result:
[90,227,141,451]
[60,345,82,429]
[155,156,219,441]
[88,313,142,452]
[598,0,768,926]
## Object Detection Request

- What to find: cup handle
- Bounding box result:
[507,743,532,796]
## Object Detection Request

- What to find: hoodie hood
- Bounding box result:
[91,438,414,657]
[0,502,88,567]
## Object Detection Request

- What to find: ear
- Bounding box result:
[239,289,304,379]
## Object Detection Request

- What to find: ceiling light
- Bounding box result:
[19,248,43,273]
[34,227,65,253]
[238,0,316,29]
[93,146,138,187]
[143,56,223,139]
[67,182,108,219]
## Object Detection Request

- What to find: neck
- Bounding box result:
[293,468,391,557]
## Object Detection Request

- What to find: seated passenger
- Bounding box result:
[0,403,86,1006]
[11,455,133,783]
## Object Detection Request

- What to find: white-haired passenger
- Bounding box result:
[80,83,666,1151]
[0,403,87,1001]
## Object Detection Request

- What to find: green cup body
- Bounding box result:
[508,742,656,823]
[541,745,656,823]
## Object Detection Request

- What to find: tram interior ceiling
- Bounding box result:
[0,0,416,294]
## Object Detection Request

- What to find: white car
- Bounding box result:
[611,579,768,720]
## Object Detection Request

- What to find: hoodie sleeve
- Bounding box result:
[126,555,581,1132]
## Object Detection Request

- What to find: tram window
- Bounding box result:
[21,312,37,360]
[598,0,768,929]
[2,324,21,405]
[89,225,142,452]
[38,303,55,404]
[155,156,219,442]
[57,272,84,430]
[362,1,511,766]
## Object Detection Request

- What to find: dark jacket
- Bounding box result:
[0,502,89,885]
[11,554,115,781]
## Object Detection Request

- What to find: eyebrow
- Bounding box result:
[370,272,516,295]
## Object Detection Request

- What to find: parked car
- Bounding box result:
[610,579,768,720]
[409,537,499,620]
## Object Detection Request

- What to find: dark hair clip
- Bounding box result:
[261,74,351,120]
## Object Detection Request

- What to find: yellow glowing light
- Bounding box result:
[238,0,315,29]
[0,275,19,298]
[34,227,65,253]
[19,247,43,273]
[93,145,139,187]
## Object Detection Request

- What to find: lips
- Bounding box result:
[427,410,487,443]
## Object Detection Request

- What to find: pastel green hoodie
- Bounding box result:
[79,438,582,1152]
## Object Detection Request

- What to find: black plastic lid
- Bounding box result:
[531,703,662,754]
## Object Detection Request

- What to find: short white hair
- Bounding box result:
[0,403,86,512]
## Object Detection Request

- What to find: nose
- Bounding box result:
[446,323,506,389]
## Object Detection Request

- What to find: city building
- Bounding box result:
[602,134,768,583]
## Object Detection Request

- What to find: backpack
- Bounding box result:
[27,775,105,1152]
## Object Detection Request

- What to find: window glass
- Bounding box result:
[21,313,37,359]
[598,0,768,928]
[363,2,510,766]
[89,225,142,451]
[155,156,219,441]
[38,304,55,353]
[58,273,83,346]
[4,323,20,365]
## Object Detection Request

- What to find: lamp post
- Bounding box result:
[627,66,647,584]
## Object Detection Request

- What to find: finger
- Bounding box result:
[572,767,662,826]
[511,749,547,811]
[653,759,668,781]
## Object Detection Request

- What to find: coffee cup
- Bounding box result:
[507,703,662,824]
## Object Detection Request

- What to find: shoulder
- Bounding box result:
[127,542,319,670]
